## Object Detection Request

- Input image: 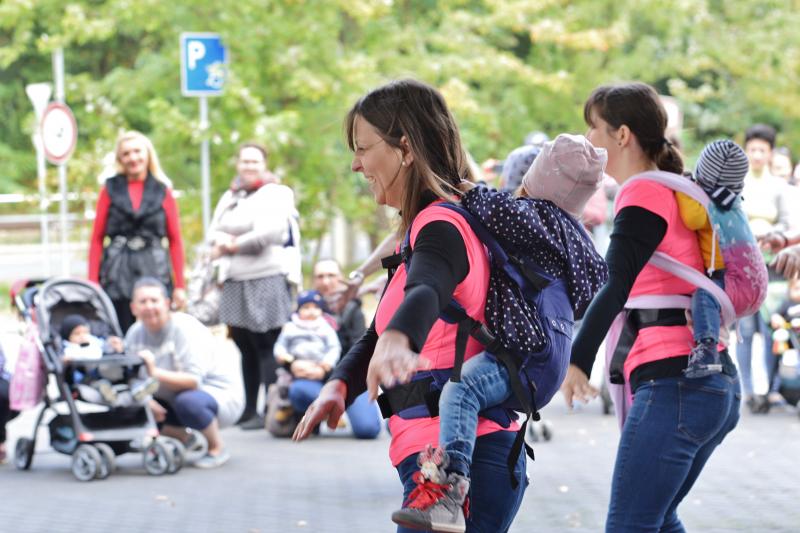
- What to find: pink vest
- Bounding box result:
[614,178,705,380]
[376,203,515,466]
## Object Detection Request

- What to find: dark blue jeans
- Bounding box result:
[606,372,741,532]
[396,430,528,533]
[289,379,382,439]
[157,389,219,431]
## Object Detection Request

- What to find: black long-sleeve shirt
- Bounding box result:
[569,206,668,378]
[330,207,470,405]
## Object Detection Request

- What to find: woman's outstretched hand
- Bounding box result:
[292,379,347,441]
[366,330,427,401]
[560,364,599,409]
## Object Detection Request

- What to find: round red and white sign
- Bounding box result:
[41,102,77,164]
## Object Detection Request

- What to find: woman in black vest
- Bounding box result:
[88,131,186,332]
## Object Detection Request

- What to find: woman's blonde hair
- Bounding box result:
[114,130,171,187]
[345,79,474,234]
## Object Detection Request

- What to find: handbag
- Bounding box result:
[186,246,222,326]
[9,330,45,411]
[265,368,297,437]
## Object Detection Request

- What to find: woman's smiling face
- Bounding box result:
[117,138,149,180]
[350,115,407,209]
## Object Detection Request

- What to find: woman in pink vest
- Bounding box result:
[293,79,527,532]
[561,82,741,532]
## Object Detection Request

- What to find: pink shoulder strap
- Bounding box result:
[617,171,736,327]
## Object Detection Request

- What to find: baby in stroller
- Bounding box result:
[61,314,158,407]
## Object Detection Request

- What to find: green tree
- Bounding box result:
[2,0,800,257]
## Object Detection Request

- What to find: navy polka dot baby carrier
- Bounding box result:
[379,190,606,484]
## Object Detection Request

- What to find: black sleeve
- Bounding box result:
[328,220,469,405]
[329,319,379,405]
[338,300,367,355]
[386,220,470,351]
[570,206,668,377]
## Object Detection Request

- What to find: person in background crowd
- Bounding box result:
[312,259,381,439]
[498,144,540,193]
[739,124,796,411]
[771,146,795,186]
[126,277,244,469]
[209,142,301,430]
[480,158,504,188]
[340,232,399,304]
[273,290,341,429]
[0,345,20,465]
[88,131,186,332]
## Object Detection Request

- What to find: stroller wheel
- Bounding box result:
[161,437,186,474]
[14,438,34,471]
[541,420,554,441]
[601,382,613,415]
[143,440,171,476]
[182,429,208,464]
[526,422,539,443]
[71,444,102,482]
[94,443,116,479]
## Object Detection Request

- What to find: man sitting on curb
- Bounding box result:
[126,277,244,468]
[311,259,381,439]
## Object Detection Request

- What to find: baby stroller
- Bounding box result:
[11,277,187,481]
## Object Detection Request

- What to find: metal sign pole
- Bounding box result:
[33,134,51,276]
[181,33,227,242]
[199,95,211,240]
[26,82,53,277]
[53,47,69,276]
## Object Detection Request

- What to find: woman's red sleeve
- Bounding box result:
[88,187,110,283]
[162,190,186,289]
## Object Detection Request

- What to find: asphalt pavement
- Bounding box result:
[1,318,799,532]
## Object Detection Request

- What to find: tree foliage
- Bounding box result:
[2,0,799,248]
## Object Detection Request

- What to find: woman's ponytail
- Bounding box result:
[654,141,684,175]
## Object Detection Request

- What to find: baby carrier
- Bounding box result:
[605,171,768,426]
[378,197,605,486]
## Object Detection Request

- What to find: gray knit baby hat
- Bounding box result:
[693,139,750,209]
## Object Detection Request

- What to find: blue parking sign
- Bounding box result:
[181,33,228,96]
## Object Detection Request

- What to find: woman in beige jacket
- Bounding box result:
[209,142,301,429]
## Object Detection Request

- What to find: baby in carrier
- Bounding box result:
[675,140,750,378]
[392,134,609,532]
[61,314,158,406]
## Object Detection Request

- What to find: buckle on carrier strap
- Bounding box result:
[377,377,442,420]
[609,308,687,384]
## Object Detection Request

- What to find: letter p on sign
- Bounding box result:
[188,41,206,69]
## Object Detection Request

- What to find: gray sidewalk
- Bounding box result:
[2,312,799,532]
[2,393,799,532]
